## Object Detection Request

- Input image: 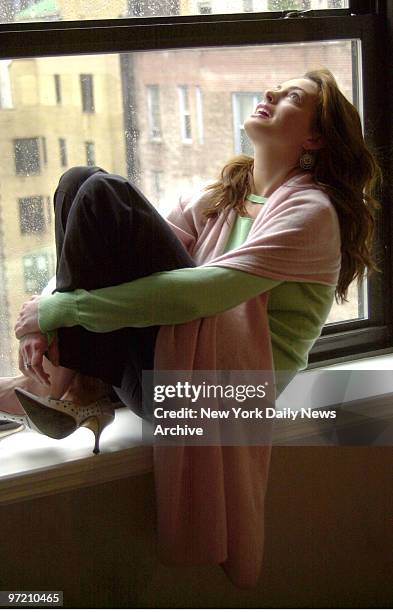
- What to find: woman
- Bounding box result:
[7,71,378,416]
[2,67,381,588]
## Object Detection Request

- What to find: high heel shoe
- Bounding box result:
[14,387,117,455]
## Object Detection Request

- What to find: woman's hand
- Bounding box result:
[14,294,42,339]
[18,332,60,387]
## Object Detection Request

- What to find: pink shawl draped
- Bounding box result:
[153,172,341,588]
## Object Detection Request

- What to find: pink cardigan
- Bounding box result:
[153,172,341,588]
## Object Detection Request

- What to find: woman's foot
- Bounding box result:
[59,373,114,406]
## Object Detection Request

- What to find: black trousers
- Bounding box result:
[54,171,195,416]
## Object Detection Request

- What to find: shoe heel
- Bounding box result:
[81,413,115,455]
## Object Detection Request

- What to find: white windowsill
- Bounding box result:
[0,408,153,505]
[1,350,393,506]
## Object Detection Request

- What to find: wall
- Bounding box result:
[1,446,392,608]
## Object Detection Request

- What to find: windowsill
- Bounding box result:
[0,408,153,505]
[1,350,393,505]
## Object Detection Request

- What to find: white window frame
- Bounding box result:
[195,86,204,145]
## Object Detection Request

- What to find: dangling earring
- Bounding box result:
[299,149,315,170]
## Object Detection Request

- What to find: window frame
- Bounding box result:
[0,1,390,366]
[195,86,204,145]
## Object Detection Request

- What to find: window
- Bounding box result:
[0,3,390,382]
[232,92,261,156]
[23,252,51,294]
[59,138,67,167]
[41,136,47,165]
[18,196,45,234]
[195,86,204,144]
[147,85,162,139]
[80,74,95,113]
[14,137,40,175]
[85,141,96,166]
[54,73,61,104]
[178,85,192,142]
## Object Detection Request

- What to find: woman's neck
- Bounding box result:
[252,144,303,197]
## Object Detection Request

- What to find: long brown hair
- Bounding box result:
[202,68,382,303]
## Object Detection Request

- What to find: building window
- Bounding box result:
[41,136,47,165]
[54,73,61,104]
[195,86,204,144]
[14,137,40,175]
[80,73,95,113]
[59,138,67,167]
[147,84,162,139]
[85,141,95,166]
[232,92,261,155]
[23,253,51,294]
[198,1,212,14]
[178,85,192,142]
[18,196,45,234]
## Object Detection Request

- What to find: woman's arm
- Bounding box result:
[38,266,282,334]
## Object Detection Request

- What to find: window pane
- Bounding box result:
[14,138,40,175]
[18,196,46,233]
[80,74,95,113]
[0,40,362,375]
[0,0,350,24]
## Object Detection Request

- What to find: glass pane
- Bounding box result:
[0,39,361,375]
[0,0,350,24]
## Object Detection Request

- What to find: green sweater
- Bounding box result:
[39,213,335,389]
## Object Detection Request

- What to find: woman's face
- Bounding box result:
[244,77,322,152]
